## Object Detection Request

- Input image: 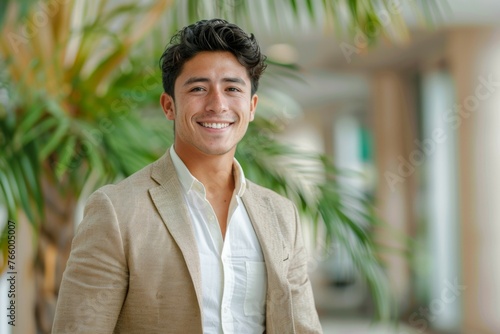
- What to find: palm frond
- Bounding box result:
[237,117,405,319]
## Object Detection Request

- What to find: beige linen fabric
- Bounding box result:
[52,150,322,334]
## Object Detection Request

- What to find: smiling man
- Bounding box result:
[53,19,322,334]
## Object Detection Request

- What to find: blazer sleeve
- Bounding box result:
[287,203,323,333]
[52,189,128,334]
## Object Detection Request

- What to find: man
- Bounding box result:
[53,19,322,333]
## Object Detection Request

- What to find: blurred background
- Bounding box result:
[1,0,500,333]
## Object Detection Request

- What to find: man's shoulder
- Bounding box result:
[90,155,167,203]
[105,162,155,193]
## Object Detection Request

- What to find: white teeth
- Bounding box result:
[200,122,230,129]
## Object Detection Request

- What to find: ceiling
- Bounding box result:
[252,0,500,110]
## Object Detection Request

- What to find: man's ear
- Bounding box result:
[160,92,175,120]
[249,94,258,122]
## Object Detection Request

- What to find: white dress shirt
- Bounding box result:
[170,147,267,334]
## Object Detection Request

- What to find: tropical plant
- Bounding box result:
[0,0,438,332]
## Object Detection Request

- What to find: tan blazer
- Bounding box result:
[52,151,322,333]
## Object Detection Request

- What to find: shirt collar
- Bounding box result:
[169,145,247,197]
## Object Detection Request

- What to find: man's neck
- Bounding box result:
[174,145,236,193]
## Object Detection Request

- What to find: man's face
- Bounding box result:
[161,51,258,158]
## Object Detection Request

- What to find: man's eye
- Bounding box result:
[227,87,240,92]
[191,87,205,92]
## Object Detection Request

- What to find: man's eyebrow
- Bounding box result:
[182,76,247,86]
[223,77,246,85]
[183,77,209,86]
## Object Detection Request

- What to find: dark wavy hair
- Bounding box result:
[159,19,267,98]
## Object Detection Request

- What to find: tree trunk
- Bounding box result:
[33,174,77,334]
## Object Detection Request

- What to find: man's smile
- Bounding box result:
[198,122,233,129]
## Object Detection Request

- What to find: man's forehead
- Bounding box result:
[181,76,247,87]
[175,52,251,85]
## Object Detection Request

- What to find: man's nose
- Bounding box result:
[206,89,228,113]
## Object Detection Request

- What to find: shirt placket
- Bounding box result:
[193,182,234,333]
[221,240,234,333]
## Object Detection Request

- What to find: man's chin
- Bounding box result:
[199,145,237,157]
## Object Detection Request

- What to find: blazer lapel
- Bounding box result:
[242,190,285,271]
[148,152,203,310]
[242,184,294,331]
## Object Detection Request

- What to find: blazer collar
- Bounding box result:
[168,145,247,198]
[148,150,285,273]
